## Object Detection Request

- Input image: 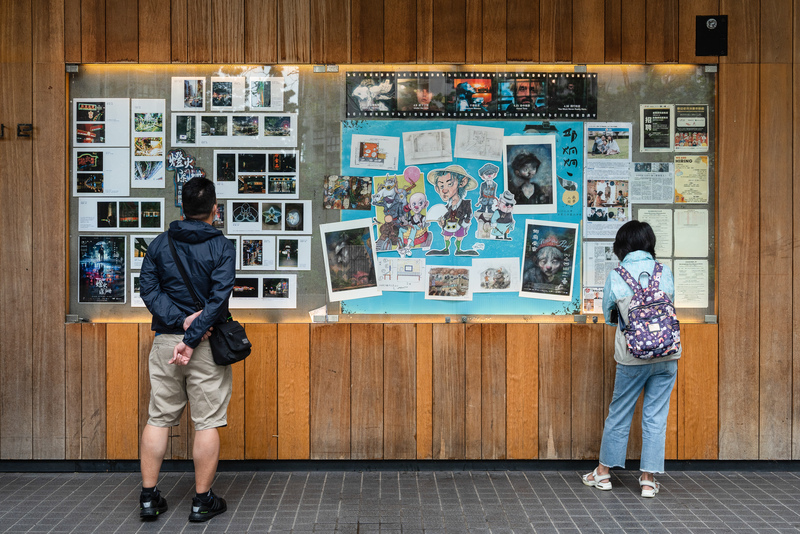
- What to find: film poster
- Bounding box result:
[79,235,126,303]
[674,105,709,152]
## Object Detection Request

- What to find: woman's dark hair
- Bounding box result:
[613,220,656,261]
[182,177,216,219]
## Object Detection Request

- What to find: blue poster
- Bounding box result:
[340,120,583,315]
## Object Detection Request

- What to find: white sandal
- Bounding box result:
[581,468,612,490]
[639,475,660,498]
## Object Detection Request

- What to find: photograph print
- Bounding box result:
[79,235,126,303]
[171,77,204,111]
[520,220,578,301]
[503,135,557,213]
[396,72,446,116]
[320,219,381,302]
[346,72,396,117]
[447,73,495,116]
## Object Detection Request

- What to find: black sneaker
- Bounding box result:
[139,490,168,519]
[188,491,227,522]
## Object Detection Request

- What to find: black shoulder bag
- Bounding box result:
[168,235,251,365]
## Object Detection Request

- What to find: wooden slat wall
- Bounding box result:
[2,0,799,463]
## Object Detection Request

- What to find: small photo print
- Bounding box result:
[277,238,300,269]
[242,238,264,267]
[263,116,292,137]
[76,151,103,171]
[232,277,259,298]
[320,219,380,301]
[119,201,140,228]
[262,203,282,230]
[183,79,204,109]
[267,175,296,196]
[131,235,155,270]
[76,124,106,143]
[520,220,578,301]
[586,124,631,160]
[134,112,163,132]
[251,79,272,108]
[213,204,225,229]
[448,74,495,116]
[470,257,521,293]
[78,235,126,303]
[141,201,162,228]
[238,175,266,195]
[323,175,372,210]
[201,115,228,136]
[216,153,236,181]
[283,202,305,232]
[396,72,446,115]
[211,80,233,108]
[77,173,103,194]
[134,137,163,157]
[346,72,396,117]
[263,277,290,298]
[238,153,267,173]
[425,267,472,300]
[268,152,296,173]
[232,201,260,223]
[175,115,196,144]
[97,201,117,228]
[76,102,105,122]
[232,116,259,136]
[133,160,164,182]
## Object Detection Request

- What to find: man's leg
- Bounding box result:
[141,424,169,487]
[193,428,220,493]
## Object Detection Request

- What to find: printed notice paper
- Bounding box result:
[637,208,673,259]
[674,259,708,308]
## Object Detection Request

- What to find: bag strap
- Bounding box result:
[614,266,643,295]
[167,234,204,312]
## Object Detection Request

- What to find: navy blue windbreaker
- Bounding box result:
[139,219,236,348]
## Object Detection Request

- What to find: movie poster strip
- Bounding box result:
[547,73,598,119]
[395,72,447,118]
[496,72,548,118]
[346,72,397,118]
[446,72,496,118]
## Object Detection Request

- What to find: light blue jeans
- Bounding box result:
[599,359,678,474]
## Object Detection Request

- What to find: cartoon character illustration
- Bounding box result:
[523,234,567,291]
[474,163,500,239]
[397,192,432,257]
[426,165,479,256]
[490,190,516,240]
[371,175,408,250]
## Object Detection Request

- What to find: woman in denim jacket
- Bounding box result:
[581,220,681,498]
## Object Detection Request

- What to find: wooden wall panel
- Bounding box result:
[138,0,171,63]
[720,0,760,63]
[645,0,678,63]
[383,324,416,459]
[678,0,720,64]
[80,0,105,62]
[187,0,212,63]
[761,0,792,63]
[277,324,309,459]
[481,0,506,63]
[538,324,570,459]
[620,0,645,63]
[31,59,66,459]
[571,324,603,460]
[212,0,245,63]
[33,0,65,62]
[384,0,416,63]
[603,0,621,63]
[572,0,605,64]
[350,324,383,459]
[106,0,139,62]
[795,60,800,460]
[64,0,81,62]
[481,324,506,459]
[65,324,82,459]
[506,0,539,62]
[310,0,350,64]
[170,0,188,62]
[416,0,433,63]
[432,0,466,63]
[465,0,482,64]
[219,360,245,459]
[506,324,537,459]
[278,0,311,64]
[81,324,106,459]
[465,324,482,458]
[244,0,277,64]
[718,64,760,459]
[106,324,138,459]
[432,324,465,459]
[351,0,384,63]
[758,63,793,459]
[678,324,718,459]
[310,324,350,459]
[0,2,33,457]
[416,323,433,459]
[540,0,572,63]
[244,324,278,460]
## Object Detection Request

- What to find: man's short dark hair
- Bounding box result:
[182,177,216,219]
[613,220,656,261]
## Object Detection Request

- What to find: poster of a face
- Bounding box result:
[320,219,381,302]
[503,135,557,214]
[520,220,578,301]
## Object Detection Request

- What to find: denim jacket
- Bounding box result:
[602,250,681,365]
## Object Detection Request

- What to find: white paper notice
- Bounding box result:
[630,162,674,204]
[583,242,619,287]
[674,155,709,204]
[673,209,708,257]
[674,259,708,308]
[637,208,673,259]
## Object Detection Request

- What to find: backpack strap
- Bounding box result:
[614,266,642,293]
[649,262,663,290]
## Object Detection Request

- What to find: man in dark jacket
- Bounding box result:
[138,177,235,523]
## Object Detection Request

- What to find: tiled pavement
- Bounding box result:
[1,469,800,533]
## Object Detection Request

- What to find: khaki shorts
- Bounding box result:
[147,334,232,431]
